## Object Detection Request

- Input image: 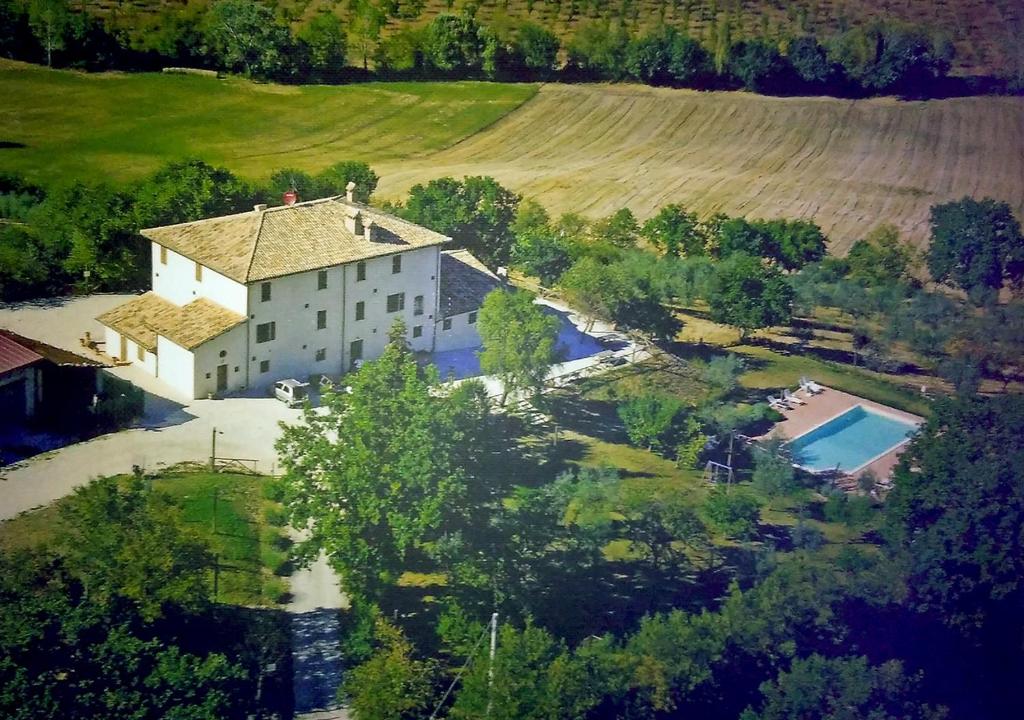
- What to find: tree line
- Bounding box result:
[2,0,1015,98]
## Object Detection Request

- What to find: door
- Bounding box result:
[119,335,127,360]
[216,364,228,393]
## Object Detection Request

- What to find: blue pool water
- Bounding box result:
[788,405,919,473]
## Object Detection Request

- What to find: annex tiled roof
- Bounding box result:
[0,330,107,369]
[142,197,451,284]
[439,249,502,318]
[0,332,43,375]
[97,292,245,351]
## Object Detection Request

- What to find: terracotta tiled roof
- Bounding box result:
[439,250,502,318]
[142,197,451,284]
[97,292,245,351]
[0,330,107,368]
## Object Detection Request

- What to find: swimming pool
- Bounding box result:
[788,405,920,473]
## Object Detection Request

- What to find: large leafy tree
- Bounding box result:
[617,393,682,452]
[760,218,827,271]
[204,0,293,78]
[885,396,1024,633]
[276,328,472,600]
[478,289,561,404]
[846,224,912,285]
[641,204,706,257]
[133,158,255,227]
[707,253,794,339]
[401,176,520,268]
[742,655,945,720]
[515,22,559,76]
[926,197,1024,302]
[342,619,436,720]
[296,10,347,79]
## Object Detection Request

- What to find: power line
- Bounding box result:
[428,623,492,720]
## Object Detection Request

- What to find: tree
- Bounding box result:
[133,159,255,227]
[707,253,794,340]
[55,476,212,621]
[728,39,790,93]
[205,0,292,78]
[478,289,561,404]
[450,620,599,720]
[788,35,833,87]
[621,495,709,574]
[760,219,827,271]
[516,22,559,76]
[926,197,1024,302]
[511,198,551,238]
[592,207,639,248]
[714,217,772,258]
[846,224,911,284]
[401,176,520,267]
[699,353,745,397]
[317,160,379,202]
[885,396,1024,633]
[342,619,436,720]
[276,328,471,600]
[666,32,712,86]
[641,204,705,257]
[742,655,944,720]
[297,10,348,79]
[423,13,486,73]
[751,437,796,497]
[702,486,762,540]
[566,20,630,80]
[349,0,385,71]
[28,0,70,66]
[512,227,577,286]
[618,393,683,452]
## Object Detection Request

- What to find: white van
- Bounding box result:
[273,379,309,407]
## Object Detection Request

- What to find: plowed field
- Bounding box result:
[376,83,1024,253]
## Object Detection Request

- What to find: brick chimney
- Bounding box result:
[345,181,356,203]
[253,203,268,212]
[364,220,378,242]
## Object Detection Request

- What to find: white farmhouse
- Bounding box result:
[97,187,500,399]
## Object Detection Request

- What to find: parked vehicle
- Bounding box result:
[273,379,309,407]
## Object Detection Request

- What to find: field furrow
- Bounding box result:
[376,84,1024,253]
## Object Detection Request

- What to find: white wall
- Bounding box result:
[152,242,247,315]
[191,324,248,399]
[104,326,122,360]
[156,336,195,399]
[435,311,483,352]
[108,326,157,376]
[246,246,440,387]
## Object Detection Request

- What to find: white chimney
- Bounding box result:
[364,220,377,242]
[253,203,268,212]
[345,181,356,203]
[344,207,363,235]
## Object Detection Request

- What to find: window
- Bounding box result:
[317,310,327,329]
[256,321,276,343]
[443,318,452,331]
[137,344,145,361]
[261,282,272,302]
[355,301,365,321]
[350,339,363,362]
[315,348,326,362]
[219,350,227,358]
[468,311,477,324]
[259,360,270,374]
[414,295,424,316]
[159,246,167,264]
[356,261,366,281]
[317,270,328,290]
[392,255,402,274]
[195,262,203,282]
[413,325,423,338]
[386,292,405,313]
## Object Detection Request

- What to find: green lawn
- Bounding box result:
[0,60,536,186]
[0,470,291,607]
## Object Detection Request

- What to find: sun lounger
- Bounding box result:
[800,378,823,395]
[768,395,791,411]
[783,389,806,406]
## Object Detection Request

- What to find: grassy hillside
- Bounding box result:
[0,59,536,184]
[374,83,1024,254]
[88,0,1024,77]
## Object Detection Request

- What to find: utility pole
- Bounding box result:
[213,553,219,602]
[727,431,735,487]
[212,487,218,535]
[485,612,498,718]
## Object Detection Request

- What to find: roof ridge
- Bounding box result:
[245,210,268,282]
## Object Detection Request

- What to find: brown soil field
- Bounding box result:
[374,83,1024,254]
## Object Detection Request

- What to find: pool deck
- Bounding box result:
[765,385,924,481]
